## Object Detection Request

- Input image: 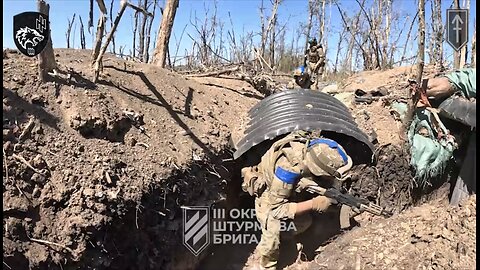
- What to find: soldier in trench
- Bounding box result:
[241,131,356,270]
[417,68,476,205]
[287,66,313,89]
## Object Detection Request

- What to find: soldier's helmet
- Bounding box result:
[308,38,318,47]
[304,138,353,178]
[293,66,305,77]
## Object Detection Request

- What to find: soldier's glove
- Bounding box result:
[241,166,266,197]
[295,178,317,192]
[311,195,336,213]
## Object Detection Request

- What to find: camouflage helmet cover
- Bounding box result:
[304,138,353,178]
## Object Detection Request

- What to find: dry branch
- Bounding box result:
[399,11,418,66]
[28,237,75,254]
[185,66,239,77]
[91,0,107,67]
[12,154,45,176]
[109,0,116,54]
[66,14,76,49]
[126,1,154,17]
[79,16,86,49]
[253,47,274,72]
[19,118,35,142]
[88,0,94,33]
[143,0,158,63]
[416,0,426,83]
[93,0,128,82]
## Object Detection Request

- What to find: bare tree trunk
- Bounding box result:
[453,0,461,68]
[144,0,158,63]
[269,15,277,68]
[334,30,345,73]
[91,0,107,66]
[459,0,469,68]
[404,0,426,129]
[355,0,381,69]
[66,14,76,48]
[399,11,418,66]
[88,0,94,33]
[79,16,86,49]
[152,0,179,67]
[132,11,139,58]
[304,0,314,56]
[37,0,57,82]
[433,0,444,69]
[383,0,392,67]
[416,0,426,83]
[318,0,326,46]
[336,2,366,71]
[259,0,266,59]
[324,0,332,61]
[93,0,129,81]
[472,18,476,67]
[110,0,116,53]
[138,0,149,62]
[319,0,326,76]
[260,0,281,60]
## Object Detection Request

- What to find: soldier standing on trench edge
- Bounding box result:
[306,38,326,90]
[241,131,358,270]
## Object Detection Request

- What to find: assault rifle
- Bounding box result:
[306,185,393,218]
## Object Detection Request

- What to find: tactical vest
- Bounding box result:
[308,48,320,63]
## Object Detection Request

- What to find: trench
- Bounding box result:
[48,138,450,270]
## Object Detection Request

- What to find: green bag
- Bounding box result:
[408,108,457,188]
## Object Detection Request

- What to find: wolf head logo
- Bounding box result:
[13,12,50,57]
[15,27,44,50]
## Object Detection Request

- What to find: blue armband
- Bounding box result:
[274,166,301,185]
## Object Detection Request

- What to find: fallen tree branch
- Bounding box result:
[185,66,240,77]
[18,118,35,142]
[253,47,274,72]
[28,237,75,254]
[4,149,33,204]
[12,154,45,176]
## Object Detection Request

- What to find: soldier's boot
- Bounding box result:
[245,249,267,270]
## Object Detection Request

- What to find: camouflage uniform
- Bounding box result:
[306,43,326,90]
[242,132,352,270]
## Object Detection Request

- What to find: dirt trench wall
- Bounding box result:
[3,49,261,270]
[347,144,414,214]
[69,157,233,270]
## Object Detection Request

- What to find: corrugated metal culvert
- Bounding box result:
[232,89,375,165]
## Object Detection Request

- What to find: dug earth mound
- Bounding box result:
[3,49,476,269]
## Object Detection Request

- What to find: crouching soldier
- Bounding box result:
[287,66,313,89]
[241,131,354,269]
